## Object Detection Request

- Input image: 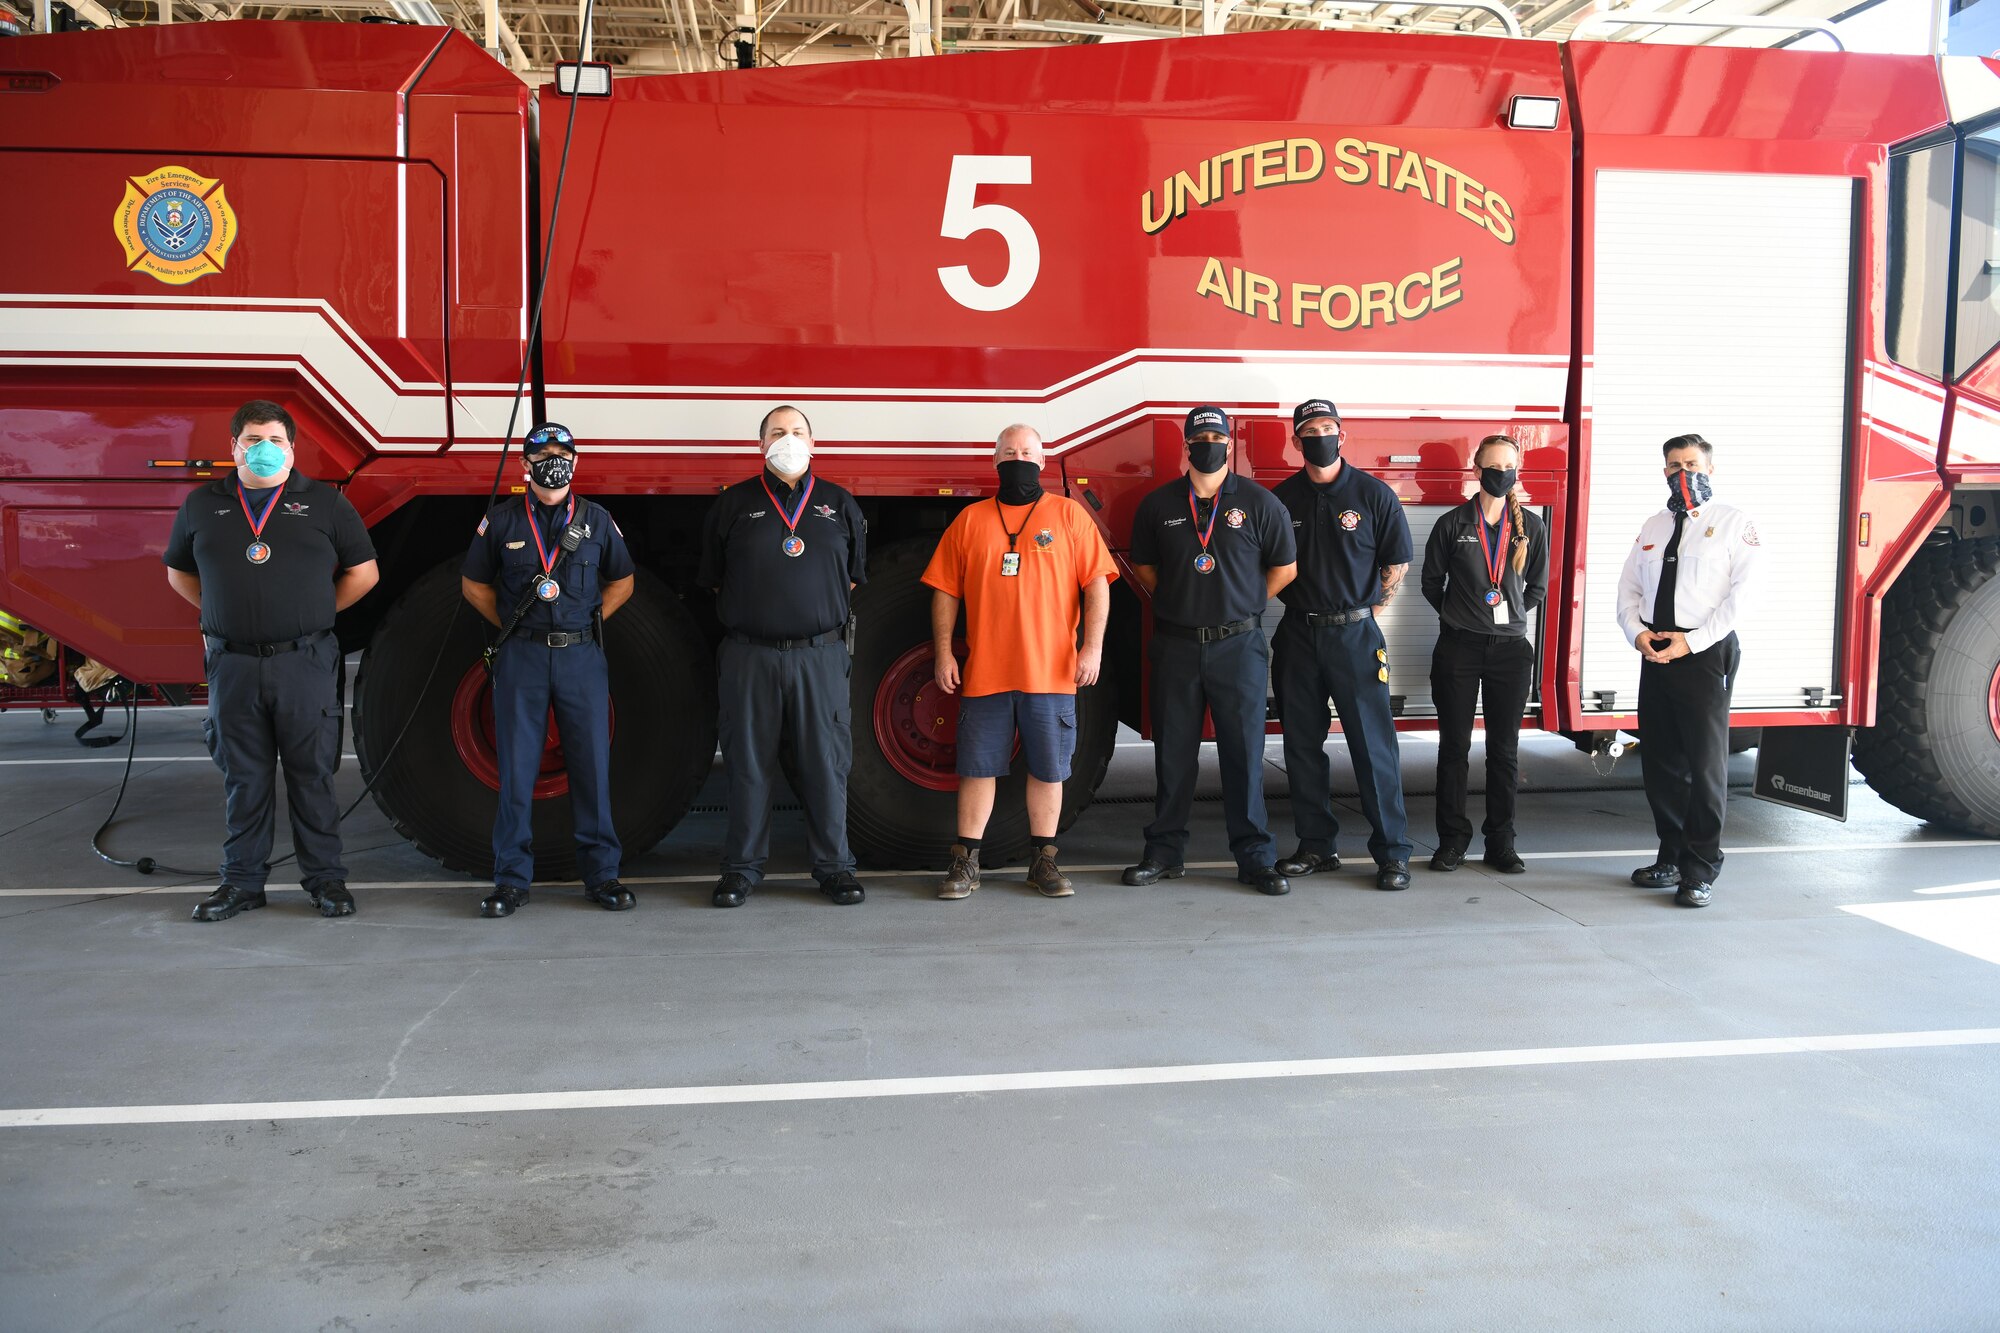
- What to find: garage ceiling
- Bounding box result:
[2,0,1877,75]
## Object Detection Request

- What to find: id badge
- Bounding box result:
[1491,601,1510,626]
[1001,552,1021,577]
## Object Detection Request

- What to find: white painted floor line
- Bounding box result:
[1843,899,2000,967]
[1913,880,2000,896]
[0,755,359,766]
[11,842,1999,897]
[5,1027,1994,1129]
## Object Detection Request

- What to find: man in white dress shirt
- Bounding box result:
[1615,433,1762,908]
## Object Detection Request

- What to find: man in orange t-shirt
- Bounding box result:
[922,425,1116,900]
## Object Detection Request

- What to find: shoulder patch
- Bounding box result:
[1743,523,1760,546]
[476,516,488,536]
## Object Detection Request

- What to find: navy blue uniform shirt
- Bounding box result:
[697,469,867,639]
[1272,463,1412,613]
[462,493,635,633]
[1130,472,1295,628]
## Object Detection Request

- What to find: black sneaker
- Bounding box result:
[1429,842,1468,872]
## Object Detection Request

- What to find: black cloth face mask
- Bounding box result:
[1666,470,1713,514]
[1300,434,1340,469]
[528,454,575,490]
[1187,440,1229,475]
[1479,466,1517,498]
[996,459,1043,505]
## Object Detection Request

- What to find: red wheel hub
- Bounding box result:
[449,663,614,800]
[1988,661,2000,744]
[871,641,966,792]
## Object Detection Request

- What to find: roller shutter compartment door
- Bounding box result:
[1580,170,1854,714]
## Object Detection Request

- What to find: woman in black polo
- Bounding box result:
[1419,435,1548,874]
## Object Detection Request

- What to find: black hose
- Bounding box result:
[90,4,601,881]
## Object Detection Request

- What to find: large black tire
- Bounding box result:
[1854,536,2000,837]
[845,535,1118,869]
[351,560,716,879]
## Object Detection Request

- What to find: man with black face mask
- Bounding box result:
[1615,433,1762,908]
[462,422,638,918]
[1124,406,1297,896]
[1266,400,1416,891]
[923,425,1116,899]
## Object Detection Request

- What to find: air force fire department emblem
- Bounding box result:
[114,165,238,285]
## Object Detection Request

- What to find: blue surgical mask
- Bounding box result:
[242,441,288,478]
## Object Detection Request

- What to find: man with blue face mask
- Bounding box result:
[1615,433,1763,908]
[164,399,381,922]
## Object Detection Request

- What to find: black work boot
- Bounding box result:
[192,884,265,922]
[481,886,529,918]
[305,882,356,917]
[584,880,636,910]
[939,844,981,900]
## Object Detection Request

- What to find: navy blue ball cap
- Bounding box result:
[1185,406,1232,440]
[1292,399,1342,433]
[524,421,576,455]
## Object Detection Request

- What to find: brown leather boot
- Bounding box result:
[939,844,981,899]
[1027,844,1073,897]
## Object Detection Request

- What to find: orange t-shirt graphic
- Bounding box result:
[921,495,1118,697]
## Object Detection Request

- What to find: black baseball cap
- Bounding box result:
[524,421,577,456]
[1292,399,1342,433]
[1185,406,1232,440]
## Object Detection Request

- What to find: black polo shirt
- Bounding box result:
[1130,472,1295,629]
[1420,499,1549,639]
[462,493,635,633]
[696,469,867,639]
[1272,463,1413,613]
[162,472,375,644]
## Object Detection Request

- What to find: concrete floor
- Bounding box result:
[2,703,1998,1331]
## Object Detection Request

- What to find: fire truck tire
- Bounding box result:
[351,561,715,879]
[845,536,1118,869]
[1854,536,2000,837]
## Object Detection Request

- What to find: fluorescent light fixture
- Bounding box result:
[1508,95,1561,131]
[555,62,614,97]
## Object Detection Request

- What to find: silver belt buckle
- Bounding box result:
[545,632,566,648]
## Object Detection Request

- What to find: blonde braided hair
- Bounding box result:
[1474,434,1528,574]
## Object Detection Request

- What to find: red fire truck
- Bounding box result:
[4,21,1998,876]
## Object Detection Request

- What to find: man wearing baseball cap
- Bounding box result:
[1123,406,1297,895]
[1270,399,1415,891]
[461,422,638,917]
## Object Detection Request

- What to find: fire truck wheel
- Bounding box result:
[845,535,1118,869]
[351,560,715,879]
[1854,536,2000,837]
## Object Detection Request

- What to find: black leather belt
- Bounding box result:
[204,630,331,657]
[728,629,843,650]
[1154,615,1258,644]
[513,627,595,648]
[1298,607,1374,627]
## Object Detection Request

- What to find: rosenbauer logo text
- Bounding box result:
[1141,137,1514,331]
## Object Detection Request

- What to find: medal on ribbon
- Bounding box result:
[1188,486,1219,574]
[236,479,283,565]
[1477,503,1511,609]
[525,494,575,602]
[763,473,815,558]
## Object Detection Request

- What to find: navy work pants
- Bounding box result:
[1637,632,1739,885]
[1272,612,1412,865]
[203,631,347,892]
[491,635,620,890]
[717,638,855,884]
[1143,628,1275,874]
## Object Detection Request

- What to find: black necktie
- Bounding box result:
[1651,512,1686,630]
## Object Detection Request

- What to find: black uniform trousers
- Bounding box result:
[1272,613,1412,865]
[490,634,621,890]
[202,631,347,892]
[1637,632,1739,885]
[717,638,855,884]
[1143,628,1275,873]
[1429,626,1536,848]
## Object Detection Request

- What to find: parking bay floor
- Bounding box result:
[1,707,1997,1329]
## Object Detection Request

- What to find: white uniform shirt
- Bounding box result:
[1615,500,1762,656]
